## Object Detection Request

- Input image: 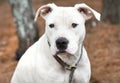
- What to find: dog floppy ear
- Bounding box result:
[34,3,57,22]
[74,3,101,21]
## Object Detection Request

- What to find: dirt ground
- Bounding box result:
[0,0,120,83]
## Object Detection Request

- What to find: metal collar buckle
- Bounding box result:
[65,65,77,70]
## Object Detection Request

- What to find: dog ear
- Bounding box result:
[74,3,101,21]
[34,3,57,22]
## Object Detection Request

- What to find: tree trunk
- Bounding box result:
[9,0,39,60]
[101,0,120,24]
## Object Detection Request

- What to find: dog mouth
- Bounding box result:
[57,50,66,54]
[54,50,75,66]
[55,50,73,56]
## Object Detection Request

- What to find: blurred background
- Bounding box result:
[0,0,120,83]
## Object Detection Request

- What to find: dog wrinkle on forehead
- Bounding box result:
[54,8,76,23]
[59,7,84,23]
[47,7,84,25]
[53,7,76,17]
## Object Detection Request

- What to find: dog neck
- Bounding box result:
[53,44,83,83]
[54,44,83,70]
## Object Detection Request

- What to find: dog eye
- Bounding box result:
[72,23,78,28]
[49,24,55,28]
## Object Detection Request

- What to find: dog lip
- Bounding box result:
[56,50,72,55]
[57,50,66,54]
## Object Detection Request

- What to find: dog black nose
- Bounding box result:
[56,37,69,51]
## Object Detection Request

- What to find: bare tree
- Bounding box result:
[9,0,39,60]
[101,0,120,24]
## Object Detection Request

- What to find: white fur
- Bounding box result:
[11,3,100,83]
[75,3,101,21]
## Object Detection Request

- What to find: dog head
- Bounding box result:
[35,3,100,56]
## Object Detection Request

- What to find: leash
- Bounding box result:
[54,44,83,83]
[69,44,83,83]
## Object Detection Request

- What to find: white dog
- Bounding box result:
[11,3,100,83]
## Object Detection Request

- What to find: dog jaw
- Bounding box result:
[56,52,78,66]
